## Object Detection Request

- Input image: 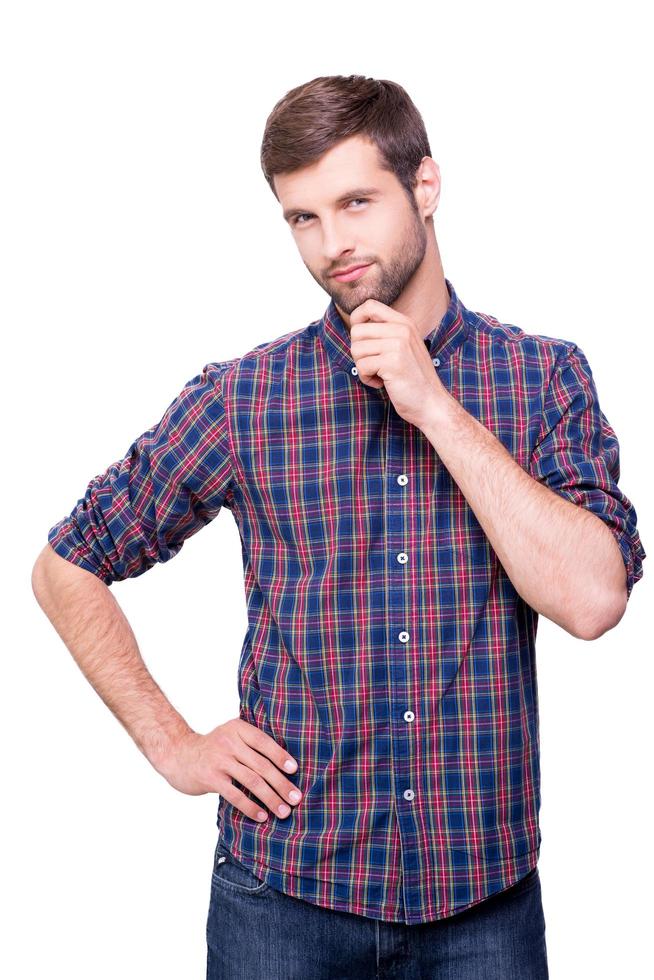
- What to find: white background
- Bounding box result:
[2,1,651,977]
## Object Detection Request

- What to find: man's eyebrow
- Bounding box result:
[282,187,381,223]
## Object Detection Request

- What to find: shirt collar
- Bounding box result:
[316,277,470,376]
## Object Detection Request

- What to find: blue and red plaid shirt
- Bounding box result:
[48,278,646,924]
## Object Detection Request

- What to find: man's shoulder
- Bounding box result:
[241,320,318,363]
[466,303,578,366]
[206,318,320,380]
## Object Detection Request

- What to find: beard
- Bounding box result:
[304,202,428,317]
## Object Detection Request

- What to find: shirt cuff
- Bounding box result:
[47,515,114,585]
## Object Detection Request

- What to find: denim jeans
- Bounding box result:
[205,837,549,979]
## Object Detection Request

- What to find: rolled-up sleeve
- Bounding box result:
[529,344,646,599]
[47,360,238,585]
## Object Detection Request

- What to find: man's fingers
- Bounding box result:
[217,780,270,823]
[227,759,295,819]
[237,719,297,775]
[237,743,303,808]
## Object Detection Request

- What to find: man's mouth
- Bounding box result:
[331,263,373,282]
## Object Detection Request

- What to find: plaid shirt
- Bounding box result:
[48,278,646,924]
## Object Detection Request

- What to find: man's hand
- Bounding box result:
[349,299,445,429]
[156,718,302,823]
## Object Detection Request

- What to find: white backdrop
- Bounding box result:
[2,1,651,977]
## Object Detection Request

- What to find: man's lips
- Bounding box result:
[331,263,373,282]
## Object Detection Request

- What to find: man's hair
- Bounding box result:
[260,75,432,213]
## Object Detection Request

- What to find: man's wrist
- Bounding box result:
[139,715,194,774]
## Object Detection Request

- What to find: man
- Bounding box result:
[33,75,646,978]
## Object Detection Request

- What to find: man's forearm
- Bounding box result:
[32,544,192,771]
[418,389,627,639]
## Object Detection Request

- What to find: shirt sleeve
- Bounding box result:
[47,360,238,585]
[528,344,646,599]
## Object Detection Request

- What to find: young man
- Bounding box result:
[33,75,646,978]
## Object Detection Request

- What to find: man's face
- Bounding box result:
[274,135,428,318]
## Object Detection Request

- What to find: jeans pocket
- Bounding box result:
[502,865,540,898]
[211,840,271,896]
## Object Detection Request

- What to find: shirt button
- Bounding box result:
[397,474,408,486]
[398,631,410,643]
[432,356,440,367]
[397,552,408,564]
[351,366,358,375]
[403,789,415,801]
[403,710,415,722]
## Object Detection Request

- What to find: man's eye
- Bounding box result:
[292,198,369,227]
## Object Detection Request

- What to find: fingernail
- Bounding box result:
[278,804,290,817]
[289,790,301,803]
[284,759,297,772]
[257,811,267,821]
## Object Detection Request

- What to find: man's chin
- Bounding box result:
[329,284,377,315]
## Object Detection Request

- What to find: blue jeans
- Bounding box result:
[206,837,549,979]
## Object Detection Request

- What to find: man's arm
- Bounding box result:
[31,543,192,772]
[419,393,627,640]
[35,361,307,820]
[31,542,305,821]
[349,304,644,639]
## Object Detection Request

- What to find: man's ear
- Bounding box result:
[415,156,441,218]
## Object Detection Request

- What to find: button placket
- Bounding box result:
[392,458,418,820]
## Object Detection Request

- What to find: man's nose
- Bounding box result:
[320,220,355,263]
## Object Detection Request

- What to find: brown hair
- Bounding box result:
[260,75,432,212]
